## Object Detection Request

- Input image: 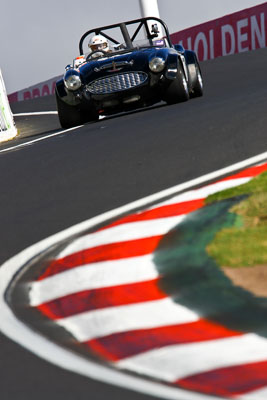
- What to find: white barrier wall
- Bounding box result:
[0,70,17,142]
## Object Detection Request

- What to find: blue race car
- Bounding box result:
[56,17,203,128]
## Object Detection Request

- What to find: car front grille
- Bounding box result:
[87,72,148,95]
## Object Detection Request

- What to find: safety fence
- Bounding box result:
[7,2,267,103]
[0,70,17,142]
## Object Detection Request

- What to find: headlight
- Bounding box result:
[149,57,166,73]
[64,72,82,91]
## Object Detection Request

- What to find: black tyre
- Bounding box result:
[82,107,99,124]
[191,62,203,98]
[163,62,189,105]
[56,91,84,129]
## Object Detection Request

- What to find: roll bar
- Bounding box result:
[79,17,172,55]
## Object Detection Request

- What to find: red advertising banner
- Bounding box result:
[171,2,267,61]
[8,75,62,104]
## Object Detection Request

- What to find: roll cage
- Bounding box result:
[79,17,173,56]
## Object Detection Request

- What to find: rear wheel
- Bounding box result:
[163,62,189,105]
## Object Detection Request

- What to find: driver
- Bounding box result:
[88,35,112,58]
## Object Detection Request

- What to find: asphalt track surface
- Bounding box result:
[1,48,267,399]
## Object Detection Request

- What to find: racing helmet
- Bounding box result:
[89,35,110,52]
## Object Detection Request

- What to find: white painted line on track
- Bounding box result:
[13,111,58,116]
[0,151,267,400]
[13,111,105,120]
[0,125,82,154]
[0,112,105,153]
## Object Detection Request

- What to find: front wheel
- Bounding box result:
[190,63,203,98]
[56,91,84,129]
[56,91,99,128]
[163,63,189,105]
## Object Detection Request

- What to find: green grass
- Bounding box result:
[206,171,267,268]
[206,171,267,205]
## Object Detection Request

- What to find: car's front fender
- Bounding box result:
[55,79,81,106]
[183,50,201,88]
[165,52,188,81]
